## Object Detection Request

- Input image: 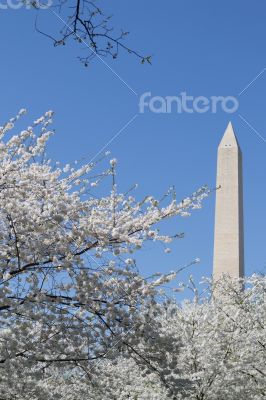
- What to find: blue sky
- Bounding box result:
[1,1,266,287]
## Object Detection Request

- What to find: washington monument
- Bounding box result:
[213,122,244,279]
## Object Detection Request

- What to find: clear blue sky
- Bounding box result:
[1,1,266,286]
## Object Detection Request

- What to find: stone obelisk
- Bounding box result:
[213,122,244,279]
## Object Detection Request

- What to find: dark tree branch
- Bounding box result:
[34,0,152,66]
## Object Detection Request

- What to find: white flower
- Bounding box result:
[34,116,45,125]
[125,258,134,265]
[110,158,117,167]
[45,110,54,118]
[5,122,14,130]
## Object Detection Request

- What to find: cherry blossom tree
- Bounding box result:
[8,274,264,400]
[0,110,208,399]
[77,275,265,400]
